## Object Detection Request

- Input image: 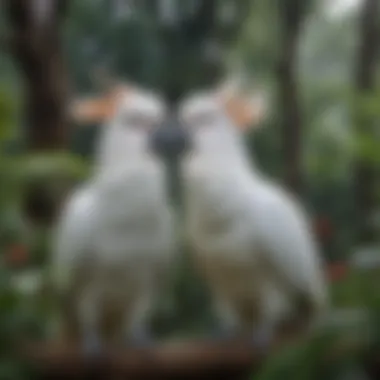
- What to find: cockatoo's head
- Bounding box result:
[178,79,267,159]
[106,86,167,157]
[71,84,168,166]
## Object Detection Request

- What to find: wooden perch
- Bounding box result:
[22,333,299,380]
[21,322,375,380]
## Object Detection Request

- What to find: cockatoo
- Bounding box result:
[50,84,176,353]
[179,81,328,348]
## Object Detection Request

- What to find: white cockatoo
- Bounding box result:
[179,81,328,347]
[50,84,175,353]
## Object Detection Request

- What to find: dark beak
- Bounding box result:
[150,116,191,160]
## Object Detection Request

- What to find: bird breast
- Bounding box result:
[93,170,168,258]
[186,174,257,256]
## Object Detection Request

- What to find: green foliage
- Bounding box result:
[0,151,90,264]
[233,1,279,83]
[0,87,18,144]
[18,152,90,186]
[0,1,379,378]
[349,90,380,165]
[254,331,339,380]
[0,265,45,380]
[253,265,380,380]
[0,152,90,217]
[65,0,250,99]
[0,148,91,378]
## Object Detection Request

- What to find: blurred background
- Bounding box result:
[0,0,379,378]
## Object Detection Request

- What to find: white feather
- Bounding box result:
[51,89,174,342]
[181,91,328,333]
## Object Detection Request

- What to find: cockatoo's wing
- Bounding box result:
[255,184,328,311]
[50,184,98,295]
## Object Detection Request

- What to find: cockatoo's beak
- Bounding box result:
[150,115,192,160]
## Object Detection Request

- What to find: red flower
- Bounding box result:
[327,262,348,282]
[5,244,29,268]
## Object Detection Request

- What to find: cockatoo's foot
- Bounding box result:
[250,325,274,352]
[82,333,103,358]
[209,326,238,343]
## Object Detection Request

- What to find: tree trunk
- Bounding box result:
[3,0,71,226]
[4,0,70,151]
[353,0,379,243]
[276,2,306,196]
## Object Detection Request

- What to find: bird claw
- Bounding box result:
[82,334,103,359]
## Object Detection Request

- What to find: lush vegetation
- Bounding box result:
[0,0,379,378]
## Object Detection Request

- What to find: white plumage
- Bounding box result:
[50,86,175,347]
[180,88,328,341]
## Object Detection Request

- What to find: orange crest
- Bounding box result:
[69,85,131,125]
[215,77,267,131]
[217,92,266,131]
